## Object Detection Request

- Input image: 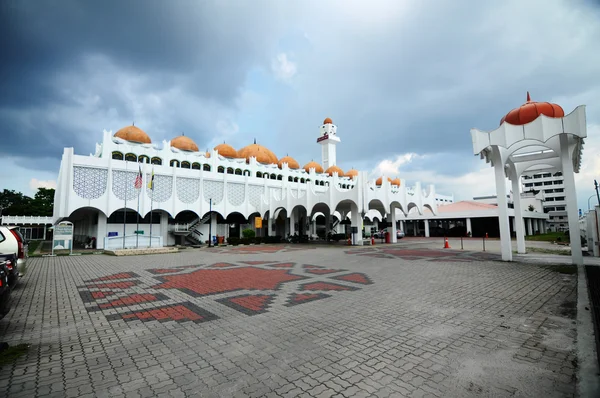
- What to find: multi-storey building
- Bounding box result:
[522,170,566,232]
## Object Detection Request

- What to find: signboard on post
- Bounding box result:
[52,221,74,256]
[255,217,262,229]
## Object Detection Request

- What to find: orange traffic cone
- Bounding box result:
[443,237,451,249]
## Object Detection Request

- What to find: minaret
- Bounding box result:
[317,117,340,170]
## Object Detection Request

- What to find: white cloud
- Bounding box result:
[372,153,425,177]
[271,53,297,82]
[29,178,57,191]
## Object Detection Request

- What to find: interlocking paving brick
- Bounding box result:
[0,245,579,397]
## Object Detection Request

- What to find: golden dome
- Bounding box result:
[238,142,278,165]
[391,177,401,186]
[345,169,359,179]
[325,165,344,177]
[214,143,238,158]
[114,125,151,144]
[323,117,333,125]
[376,176,392,186]
[170,135,199,152]
[278,155,300,169]
[303,160,324,173]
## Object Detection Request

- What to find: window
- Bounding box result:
[151,157,162,165]
[543,173,551,178]
[270,173,276,180]
[545,197,554,201]
[234,168,242,175]
[555,197,565,201]
[553,181,561,185]
[533,174,542,179]
[217,166,225,173]
[277,175,283,180]
[543,181,552,186]
[192,162,201,170]
[553,172,563,177]
[243,170,250,176]
[525,183,533,187]
[288,176,293,182]
[226,167,234,174]
[294,177,299,183]
[300,178,305,183]
[257,172,263,178]
[125,153,137,162]
[556,206,565,211]
[181,161,191,169]
[112,151,124,160]
[170,159,180,167]
[203,164,211,171]
[534,182,542,186]
[555,188,564,193]
[138,155,150,164]
[544,190,554,194]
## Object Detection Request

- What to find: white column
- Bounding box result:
[539,219,545,234]
[560,134,583,265]
[413,221,417,236]
[210,216,217,242]
[160,212,168,246]
[268,215,273,236]
[493,150,512,261]
[424,220,430,237]
[511,177,526,254]
[526,218,533,236]
[351,204,362,245]
[290,209,296,236]
[96,212,108,249]
[400,220,404,232]
[325,213,330,237]
[466,218,472,236]
[390,209,397,243]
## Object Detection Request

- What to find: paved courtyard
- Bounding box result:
[0,243,578,397]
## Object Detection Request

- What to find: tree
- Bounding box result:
[0,188,55,217]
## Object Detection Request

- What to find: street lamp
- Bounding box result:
[588,194,596,211]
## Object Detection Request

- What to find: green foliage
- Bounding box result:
[525,232,570,243]
[227,237,240,245]
[0,188,55,216]
[242,229,256,239]
[0,344,30,367]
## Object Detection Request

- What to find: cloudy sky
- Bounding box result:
[1,0,599,210]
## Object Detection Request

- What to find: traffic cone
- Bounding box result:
[443,237,450,249]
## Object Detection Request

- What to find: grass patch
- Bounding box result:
[27,240,41,255]
[538,264,578,274]
[525,232,570,243]
[526,247,571,256]
[0,344,30,367]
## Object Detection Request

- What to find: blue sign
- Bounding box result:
[108,232,118,237]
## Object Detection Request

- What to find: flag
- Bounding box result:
[134,165,143,189]
[147,169,154,190]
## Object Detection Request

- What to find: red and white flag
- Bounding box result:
[134,165,143,189]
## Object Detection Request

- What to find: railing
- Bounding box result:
[1,215,54,225]
[103,235,162,250]
[171,223,191,232]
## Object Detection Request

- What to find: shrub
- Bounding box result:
[254,237,262,244]
[227,237,240,245]
[242,229,256,239]
[241,237,251,245]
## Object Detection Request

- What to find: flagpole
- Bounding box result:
[123,160,128,249]
[149,170,154,248]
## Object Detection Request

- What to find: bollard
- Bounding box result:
[483,234,486,252]
[461,236,463,250]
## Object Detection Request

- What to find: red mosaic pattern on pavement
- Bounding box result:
[106,303,218,324]
[86,281,140,290]
[217,294,275,315]
[213,244,316,254]
[86,272,140,282]
[344,247,502,262]
[152,267,307,297]
[331,273,373,285]
[98,293,168,309]
[285,293,331,307]
[78,260,372,324]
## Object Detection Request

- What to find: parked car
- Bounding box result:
[0,226,28,282]
[397,230,405,239]
[0,254,18,287]
[0,259,11,320]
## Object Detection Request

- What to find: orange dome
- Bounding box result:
[114,125,151,144]
[214,143,238,158]
[325,165,344,177]
[500,92,564,126]
[391,177,401,186]
[278,155,300,169]
[170,135,199,152]
[205,151,211,158]
[303,160,324,174]
[345,169,359,179]
[238,142,278,165]
[376,176,392,186]
[323,117,333,125]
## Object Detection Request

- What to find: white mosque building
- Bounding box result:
[52,118,445,249]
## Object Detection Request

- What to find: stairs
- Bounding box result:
[185,229,204,245]
[331,218,340,232]
[178,213,212,245]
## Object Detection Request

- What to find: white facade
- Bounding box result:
[522,170,566,232]
[53,122,443,249]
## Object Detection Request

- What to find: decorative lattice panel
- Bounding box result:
[73,166,108,199]
[290,190,298,199]
[146,174,173,203]
[248,185,263,209]
[298,190,306,199]
[203,181,224,205]
[112,170,141,201]
[177,177,200,204]
[272,188,283,201]
[227,183,245,206]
